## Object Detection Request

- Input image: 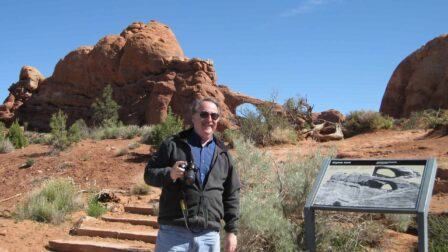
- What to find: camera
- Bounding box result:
[181,162,197,186]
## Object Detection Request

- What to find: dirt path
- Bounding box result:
[0,129,447,251]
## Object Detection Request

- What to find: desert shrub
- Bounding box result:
[140,125,154,142]
[15,177,82,224]
[118,125,141,139]
[429,213,448,251]
[317,213,385,251]
[86,193,107,218]
[128,142,141,150]
[283,95,314,131]
[219,128,241,148]
[400,109,448,130]
[91,84,121,128]
[131,183,152,195]
[7,120,28,148]
[144,107,184,146]
[49,110,72,150]
[68,119,89,143]
[0,138,15,153]
[384,213,413,232]
[25,132,53,145]
[114,147,129,157]
[0,121,6,140]
[19,158,35,169]
[238,102,294,146]
[234,138,329,251]
[343,110,394,137]
[270,126,297,144]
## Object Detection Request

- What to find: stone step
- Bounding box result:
[102,215,159,228]
[70,216,158,244]
[48,239,154,252]
[124,206,156,215]
[71,226,158,243]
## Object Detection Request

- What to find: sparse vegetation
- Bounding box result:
[0,121,6,140]
[429,213,448,251]
[142,107,184,146]
[234,137,330,251]
[49,110,70,150]
[7,120,28,148]
[131,183,152,195]
[0,138,15,153]
[114,147,129,157]
[317,213,385,251]
[399,109,448,130]
[15,177,82,224]
[128,142,140,150]
[91,84,121,128]
[238,101,295,146]
[86,193,107,218]
[68,119,89,143]
[384,213,413,232]
[343,110,394,137]
[19,158,35,169]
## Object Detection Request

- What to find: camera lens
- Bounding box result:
[184,163,196,186]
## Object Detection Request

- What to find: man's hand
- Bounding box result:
[170,161,187,181]
[225,232,237,252]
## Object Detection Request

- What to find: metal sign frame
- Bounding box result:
[304,158,437,252]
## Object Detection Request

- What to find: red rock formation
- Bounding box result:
[0,66,45,122]
[380,34,448,118]
[1,20,269,131]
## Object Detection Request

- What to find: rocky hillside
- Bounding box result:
[0,21,270,131]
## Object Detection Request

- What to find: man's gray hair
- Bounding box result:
[191,97,221,115]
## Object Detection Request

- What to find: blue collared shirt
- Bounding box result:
[187,131,216,187]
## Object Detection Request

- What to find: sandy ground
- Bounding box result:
[0,129,447,251]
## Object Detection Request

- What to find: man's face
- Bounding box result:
[192,101,220,142]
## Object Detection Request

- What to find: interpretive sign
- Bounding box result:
[304,158,437,252]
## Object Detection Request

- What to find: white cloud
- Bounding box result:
[281,0,341,17]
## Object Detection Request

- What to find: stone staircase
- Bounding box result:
[48,205,159,252]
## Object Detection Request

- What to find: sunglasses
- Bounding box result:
[199,111,220,120]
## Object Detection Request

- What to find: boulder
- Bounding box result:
[380,34,448,118]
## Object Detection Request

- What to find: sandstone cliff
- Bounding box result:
[0,20,268,131]
[380,34,448,118]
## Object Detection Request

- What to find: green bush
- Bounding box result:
[15,177,82,224]
[91,84,121,128]
[317,213,385,251]
[429,214,448,251]
[25,132,53,145]
[7,120,28,148]
[238,103,294,146]
[68,119,88,143]
[343,110,394,137]
[283,96,314,131]
[143,107,184,146]
[131,183,152,195]
[234,138,329,251]
[400,109,448,130]
[50,110,70,150]
[384,213,413,232]
[0,121,6,140]
[0,138,15,153]
[86,194,107,218]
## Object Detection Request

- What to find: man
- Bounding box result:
[144,98,240,252]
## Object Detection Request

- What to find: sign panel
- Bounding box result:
[311,160,427,210]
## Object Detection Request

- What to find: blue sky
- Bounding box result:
[0,0,446,115]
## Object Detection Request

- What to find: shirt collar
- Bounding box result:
[189,129,214,148]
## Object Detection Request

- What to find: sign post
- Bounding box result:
[304,158,437,252]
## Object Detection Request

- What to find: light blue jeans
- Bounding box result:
[155,225,220,252]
